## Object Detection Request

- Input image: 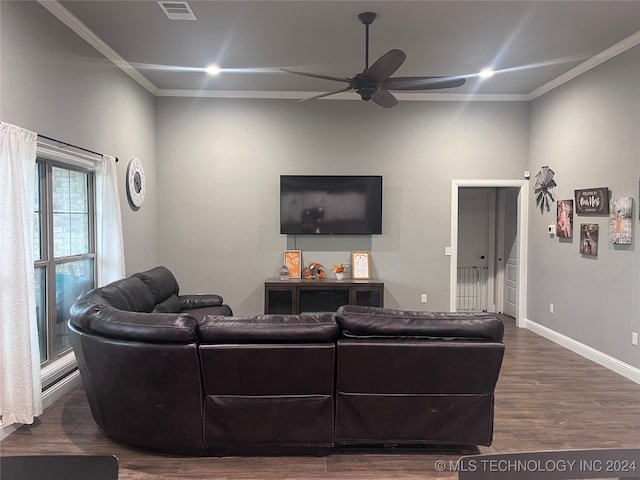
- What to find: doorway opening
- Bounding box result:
[449,180,529,328]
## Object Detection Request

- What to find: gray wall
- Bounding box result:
[3,1,637,370]
[156,97,529,314]
[528,45,640,368]
[0,1,158,274]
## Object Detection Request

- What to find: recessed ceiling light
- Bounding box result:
[205,64,221,76]
[479,68,495,79]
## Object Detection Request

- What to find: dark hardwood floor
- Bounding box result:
[2,316,640,479]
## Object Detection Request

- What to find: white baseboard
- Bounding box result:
[525,318,640,384]
[42,369,82,410]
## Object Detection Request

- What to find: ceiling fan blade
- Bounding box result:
[364,49,406,82]
[384,76,466,91]
[371,89,398,108]
[299,86,352,103]
[281,68,350,84]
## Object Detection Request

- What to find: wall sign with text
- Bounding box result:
[574,187,609,215]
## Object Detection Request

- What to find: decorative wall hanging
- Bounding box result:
[580,223,599,257]
[556,199,574,238]
[534,166,556,212]
[126,157,146,208]
[609,197,633,245]
[574,187,609,215]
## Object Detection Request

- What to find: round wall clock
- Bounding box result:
[126,157,146,208]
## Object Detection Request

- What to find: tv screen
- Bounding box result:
[280,175,383,235]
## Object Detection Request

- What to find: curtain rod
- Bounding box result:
[37,134,119,162]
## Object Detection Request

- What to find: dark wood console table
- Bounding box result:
[264,278,384,314]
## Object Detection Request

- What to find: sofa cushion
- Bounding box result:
[70,276,155,314]
[183,304,233,322]
[198,314,339,343]
[153,294,182,313]
[336,305,504,342]
[133,266,180,304]
[89,307,199,343]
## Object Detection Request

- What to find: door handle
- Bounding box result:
[480,255,485,259]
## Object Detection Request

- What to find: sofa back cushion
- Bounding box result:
[198,313,339,343]
[336,305,504,342]
[152,295,182,313]
[133,266,180,304]
[68,276,155,316]
[70,294,199,343]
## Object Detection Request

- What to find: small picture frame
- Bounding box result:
[351,251,370,279]
[284,250,302,279]
[556,199,573,238]
[579,223,599,257]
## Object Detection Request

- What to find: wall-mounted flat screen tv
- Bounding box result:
[280,175,383,235]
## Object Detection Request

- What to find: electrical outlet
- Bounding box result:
[421,294,428,303]
[632,332,638,346]
[549,303,554,314]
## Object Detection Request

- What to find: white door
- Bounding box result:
[503,189,519,317]
[457,188,494,311]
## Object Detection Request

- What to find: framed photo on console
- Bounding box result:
[284,250,302,278]
[351,251,370,279]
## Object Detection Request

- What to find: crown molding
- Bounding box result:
[528,30,640,100]
[155,89,530,102]
[37,0,159,95]
[39,1,639,104]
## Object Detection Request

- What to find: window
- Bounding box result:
[34,159,96,368]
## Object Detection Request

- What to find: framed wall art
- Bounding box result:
[579,223,599,257]
[609,197,633,245]
[574,187,609,215]
[351,251,371,279]
[556,199,573,238]
[284,250,302,279]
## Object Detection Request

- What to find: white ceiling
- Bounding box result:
[45,0,640,101]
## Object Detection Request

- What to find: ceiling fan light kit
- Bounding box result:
[282,11,466,108]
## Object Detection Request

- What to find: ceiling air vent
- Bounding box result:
[157,1,197,20]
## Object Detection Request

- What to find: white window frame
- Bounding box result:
[35,142,100,401]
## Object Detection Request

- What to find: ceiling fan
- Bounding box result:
[282,12,466,108]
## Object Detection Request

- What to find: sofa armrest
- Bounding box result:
[179,294,223,310]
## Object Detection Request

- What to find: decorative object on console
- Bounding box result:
[126,157,146,208]
[279,265,290,281]
[284,250,302,278]
[304,262,326,279]
[534,166,556,213]
[556,199,573,238]
[580,223,599,257]
[609,197,633,245]
[333,264,346,280]
[574,187,609,215]
[351,251,370,279]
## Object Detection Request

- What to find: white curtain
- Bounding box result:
[0,122,43,427]
[96,155,125,286]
